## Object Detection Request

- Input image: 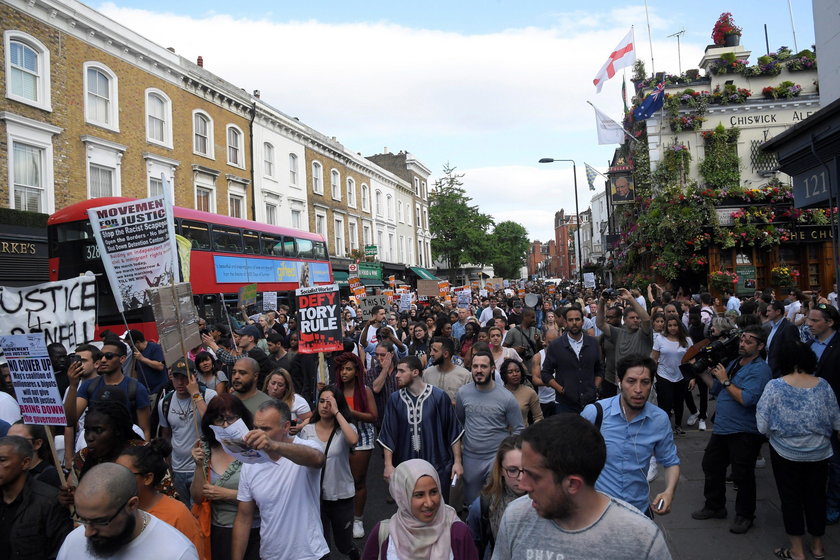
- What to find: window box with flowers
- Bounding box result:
[709,271,739,293]
[786,49,817,72]
[762,81,803,99]
[710,84,751,105]
[712,12,742,47]
[708,52,749,76]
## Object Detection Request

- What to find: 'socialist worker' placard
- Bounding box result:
[0,334,66,425]
[296,284,343,354]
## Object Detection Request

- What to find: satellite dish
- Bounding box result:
[524,293,539,308]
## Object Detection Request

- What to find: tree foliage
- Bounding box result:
[429,164,494,280]
[488,221,529,279]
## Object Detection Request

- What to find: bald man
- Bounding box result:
[58,463,198,560]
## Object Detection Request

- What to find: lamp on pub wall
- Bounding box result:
[539,158,583,285]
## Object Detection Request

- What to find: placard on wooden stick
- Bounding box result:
[147,283,202,367]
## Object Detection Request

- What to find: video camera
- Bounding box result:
[679,328,741,378]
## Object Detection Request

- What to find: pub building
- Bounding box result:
[0,209,49,287]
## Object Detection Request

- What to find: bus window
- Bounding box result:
[212,226,243,253]
[297,238,314,259]
[282,236,296,257]
[313,241,328,260]
[181,221,211,250]
[55,221,94,242]
[243,230,260,255]
[261,233,284,256]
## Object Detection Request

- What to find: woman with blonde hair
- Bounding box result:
[262,368,311,433]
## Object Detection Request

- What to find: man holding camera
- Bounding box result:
[692,325,771,534]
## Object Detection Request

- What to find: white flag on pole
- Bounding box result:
[592,105,625,145]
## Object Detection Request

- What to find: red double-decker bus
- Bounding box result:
[48,197,333,339]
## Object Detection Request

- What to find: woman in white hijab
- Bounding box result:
[362,459,478,560]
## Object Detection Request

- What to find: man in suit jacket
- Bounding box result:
[764,300,801,378]
[540,307,603,413]
[807,302,840,523]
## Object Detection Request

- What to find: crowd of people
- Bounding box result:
[1,280,840,559]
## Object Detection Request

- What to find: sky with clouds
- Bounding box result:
[95,1,816,242]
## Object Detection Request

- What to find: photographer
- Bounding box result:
[691,325,771,535]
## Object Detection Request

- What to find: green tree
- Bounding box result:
[489,221,530,279]
[429,164,494,281]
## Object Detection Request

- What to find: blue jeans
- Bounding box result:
[827,434,840,513]
[172,470,194,509]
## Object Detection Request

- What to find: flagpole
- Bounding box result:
[587,101,639,144]
[643,2,655,76]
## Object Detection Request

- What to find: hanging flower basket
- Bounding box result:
[709,271,739,292]
[771,265,799,287]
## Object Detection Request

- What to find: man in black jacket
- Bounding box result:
[540,307,603,413]
[0,436,72,559]
[764,300,801,378]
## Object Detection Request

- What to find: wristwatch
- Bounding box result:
[722,379,732,387]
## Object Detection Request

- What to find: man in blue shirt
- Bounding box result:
[127,329,168,395]
[692,325,771,534]
[582,354,680,518]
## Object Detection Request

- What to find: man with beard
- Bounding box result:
[378,356,463,501]
[230,357,272,416]
[503,308,541,372]
[423,337,471,405]
[456,351,524,505]
[58,462,197,559]
[581,355,680,518]
[0,436,72,559]
[541,307,603,414]
[491,415,672,560]
[596,288,653,366]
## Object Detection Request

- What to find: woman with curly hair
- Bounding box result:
[334,351,378,539]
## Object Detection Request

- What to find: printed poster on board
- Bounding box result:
[296,284,343,353]
[88,196,178,312]
[0,274,97,347]
[0,334,66,425]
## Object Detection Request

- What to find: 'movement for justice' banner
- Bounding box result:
[88,196,178,312]
[296,284,342,354]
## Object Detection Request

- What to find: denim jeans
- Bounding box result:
[172,470,194,509]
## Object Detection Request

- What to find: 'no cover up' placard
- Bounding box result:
[0,334,66,425]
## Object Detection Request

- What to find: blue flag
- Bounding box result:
[633,80,665,121]
[584,163,600,191]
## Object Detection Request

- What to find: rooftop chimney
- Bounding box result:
[167,47,175,53]
[253,90,260,98]
[197,56,203,67]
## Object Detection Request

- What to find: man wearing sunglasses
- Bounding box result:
[0,436,72,559]
[58,462,198,559]
[692,325,771,535]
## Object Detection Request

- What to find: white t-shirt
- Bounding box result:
[290,393,311,421]
[238,437,329,560]
[0,391,21,424]
[299,423,357,501]
[653,336,692,382]
[58,513,198,560]
[534,349,555,404]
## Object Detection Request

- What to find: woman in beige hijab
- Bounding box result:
[362,459,478,560]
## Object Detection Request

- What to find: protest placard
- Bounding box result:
[348,276,366,298]
[0,334,66,426]
[388,275,396,288]
[263,291,278,311]
[398,292,413,312]
[88,196,178,312]
[438,281,450,298]
[0,274,96,347]
[360,295,389,321]
[457,289,472,309]
[548,284,557,295]
[238,283,258,307]
[296,284,342,353]
[479,289,488,298]
[416,280,440,297]
[382,289,394,303]
[486,278,504,291]
[147,283,202,367]
[583,272,597,288]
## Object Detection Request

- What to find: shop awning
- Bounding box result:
[333,271,349,287]
[409,266,440,281]
[361,278,384,287]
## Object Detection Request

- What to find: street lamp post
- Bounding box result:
[539,158,583,285]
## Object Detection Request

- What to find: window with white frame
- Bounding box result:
[144,154,177,201]
[416,204,422,226]
[264,192,280,225]
[414,177,420,196]
[289,153,298,185]
[194,171,216,213]
[375,190,383,216]
[315,212,327,236]
[386,195,393,220]
[422,181,427,199]
[84,63,118,130]
[397,200,403,223]
[334,217,345,256]
[4,31,51,111]
[423,208,428,229]
[388,233,395,261]
[3,113,60,213]
[145,89,172,147]
[347,178,356,208]
[226,125,243,167]
[377,231,384,259]
[418,239,424,266]
[312,161,323,194]
[291,209,302,229]
[363,224,372,246]
[229,190,245,218]
[361,184,370,212]
[263,143,275,177]
[149,175,163,197]
[193,111,213,158]
[348,219,358,250]
[399,235,405,262]
[408,237,414,264]
[407,203,412,226]
[82,135,125,199]
[331,169,341,200]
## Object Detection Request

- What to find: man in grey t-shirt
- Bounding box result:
[492,414,672,560]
